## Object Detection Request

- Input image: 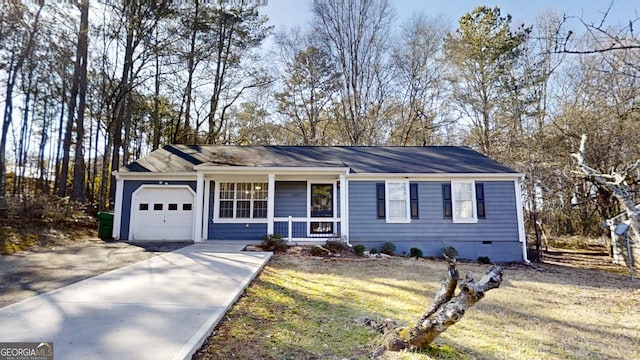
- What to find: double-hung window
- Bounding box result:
[443,181,485,223]
[377,181,418,223]
[218,182,268,219]
[388,181,409,222]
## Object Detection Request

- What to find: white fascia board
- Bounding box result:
[112,172,197,181]
[193,166,351,176]
[346,172,524,181]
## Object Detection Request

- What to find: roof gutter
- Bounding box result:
[345,172,524,181]
[192,165,351,174]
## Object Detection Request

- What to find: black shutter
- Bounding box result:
[410,183,419,219]
[442,183,452,219]
[376,183,385,219]
[476,183,485,218]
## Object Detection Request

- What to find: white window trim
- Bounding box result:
[451,180,478,224]
[213,181,269,222]
[385,180,411,224]
[307,181,338,236]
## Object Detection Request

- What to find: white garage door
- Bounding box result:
[131,186,195,241]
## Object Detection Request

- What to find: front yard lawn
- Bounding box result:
[194,254,640,359]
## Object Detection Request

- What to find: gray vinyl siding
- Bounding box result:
[210,223,267,240]
[273,181,341,217]
[348,180,522,262]
[275,181,307,217]
[119,180,196,240]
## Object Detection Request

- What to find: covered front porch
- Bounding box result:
[191,165,350,243]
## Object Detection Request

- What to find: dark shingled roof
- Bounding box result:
[120,145,518,174]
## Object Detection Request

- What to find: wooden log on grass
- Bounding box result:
[375,258,503,356]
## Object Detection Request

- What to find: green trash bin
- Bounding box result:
[97,212,114,240]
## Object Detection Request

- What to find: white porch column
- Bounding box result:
[203,179,211,241]
[339,173,349,243]
[267,174,275,235]
[112,175,124,240]
[194,172,205,242]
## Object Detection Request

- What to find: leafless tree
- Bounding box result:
[273,28,340,145]
[312,0,394,145]
[388,14,449,146]
[573,134,639,244]
[0,2,44,198]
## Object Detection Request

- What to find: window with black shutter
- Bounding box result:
[442,183,452,219]
[376,183,385,219]
[476,183,485,218]
[410,183,419,219]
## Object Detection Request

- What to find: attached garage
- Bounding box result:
[129,185,195,241]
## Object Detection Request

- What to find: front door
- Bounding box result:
[310,184,333,234]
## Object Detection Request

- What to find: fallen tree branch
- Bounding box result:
[373,259,503,356]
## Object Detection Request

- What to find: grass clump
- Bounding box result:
[0,227,39,255]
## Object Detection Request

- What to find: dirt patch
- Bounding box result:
[0,237,189,308]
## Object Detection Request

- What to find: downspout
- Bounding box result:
[112,173,124,240]
[521,234,531,264]
[514,176,531,264]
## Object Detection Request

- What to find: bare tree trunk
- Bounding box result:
[151,27,162,150]
[16,67,35,196]
[207,12,236,143]
[70,1,89,202]
[573,135,640,249]
[37,97,50,193]
[98,136,112,211]
[174,0,200,145]
[109,8,135,206]
[53,80,67,195]
[374,259,503,357]
[1,4,43,197]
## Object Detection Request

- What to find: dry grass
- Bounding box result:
[194,254,640,360]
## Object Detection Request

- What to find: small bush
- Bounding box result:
[380,242,396,255]
[478,256,491,264]
[353,244,366,256]
[369,248,378,255]
[441,246,458,259]
[325,240,348,253]
[261,234,288,253]
[409,247,423,259]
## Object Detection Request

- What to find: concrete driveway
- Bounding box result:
[0,243,272,360]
